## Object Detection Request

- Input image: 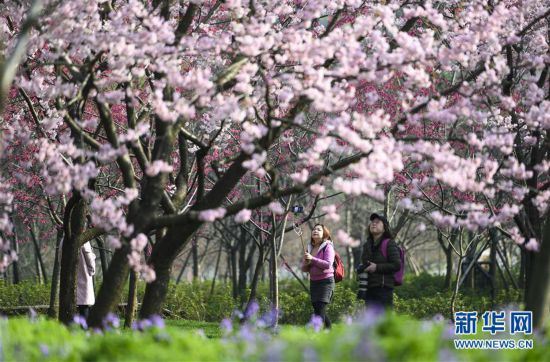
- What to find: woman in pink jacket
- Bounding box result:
[302,224,335,329]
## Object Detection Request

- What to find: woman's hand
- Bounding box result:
[365,262,377,273]
[304,252,313,264]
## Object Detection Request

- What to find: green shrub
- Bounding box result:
[0,275,523,323]
[0,281,50,314]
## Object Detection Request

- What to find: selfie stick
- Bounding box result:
[293,222,306,253]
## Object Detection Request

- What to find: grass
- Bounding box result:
[165,319,222,338]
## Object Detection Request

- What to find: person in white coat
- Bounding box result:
[77,241,96,318]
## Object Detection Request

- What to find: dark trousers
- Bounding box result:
[312,301,332,329]
[364,287,394,309]
[78,305,90,319]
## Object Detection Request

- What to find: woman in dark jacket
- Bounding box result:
[357,213,401,308]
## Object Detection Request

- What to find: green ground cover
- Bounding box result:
[1,311,547,361]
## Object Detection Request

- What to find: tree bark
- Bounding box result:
[139,223,200,318]
[48,229,63,318]
[59,194,87,324]
[88,244,131,328]
[246,245,265,308]
[237,230,248,301]
[230,245,238,299]
[124,269,139,328]
[437,230,454,290]
[209,241,223,299]
[489,228,498,308]
[444,248,453,289]
[192,237,199,280]
[96,236,108,278]
[176,249,192,284]
[269,228,279,326]
[30,223,48,284]
[10,227,20,284]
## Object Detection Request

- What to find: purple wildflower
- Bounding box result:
[257,307,279,329]
[344,315,353,325]
[149,314,165,329]
[28,308,37,322]
[244,300,260,319]
[39,344,49,357]
[238,324,255,342]
[220,318,233,334]
[231,309,244,321]
[103,313,120,329]
[357,305,384,330]
[73,315,88,330]
[132,318,153,331]
[140,319,153,330]
[432,313,445,323]
[441,323,455,340]
[307,315,323,333]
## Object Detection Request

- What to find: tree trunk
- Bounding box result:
[10,229,19,284]
[35,249,42,284]
[519,248,526,289]
[270,232,279,326]
[346,246,354,280]
[489,229,498,308]
[237,232,248,301]
[450,256,464,319]
[176,249,192,284]
[124,269,139,328]
[88,244,131,328]
[437,230,454,290]
[246,246,265,308]
[140,223,200,318]
[192,237,199,280]
[96,237,108,278]
[30,223,48,284]
[209,241,223,299]
[444,247,453,289]
[525,216,550,330]
[59,195,87,325]
[345,207,354,280]
[230,246,238,299]
[48,229,63,318]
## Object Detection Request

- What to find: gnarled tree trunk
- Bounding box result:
[59,194,87,324]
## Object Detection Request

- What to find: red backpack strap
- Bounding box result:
[380,239,390,259]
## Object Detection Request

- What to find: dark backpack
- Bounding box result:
[380,239,405,286]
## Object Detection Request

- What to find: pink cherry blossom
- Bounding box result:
[145,161,174,177]
[335,229,360,248]
[268,201,285,215]
[234,209,252,224]
[198,208,227,222]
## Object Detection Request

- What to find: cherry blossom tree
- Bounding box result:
[1,0,549,328]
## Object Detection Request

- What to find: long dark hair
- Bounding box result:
[310,224,332,246]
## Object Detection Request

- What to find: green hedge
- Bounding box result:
[0,282,50,307]
[0,274,522,323]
